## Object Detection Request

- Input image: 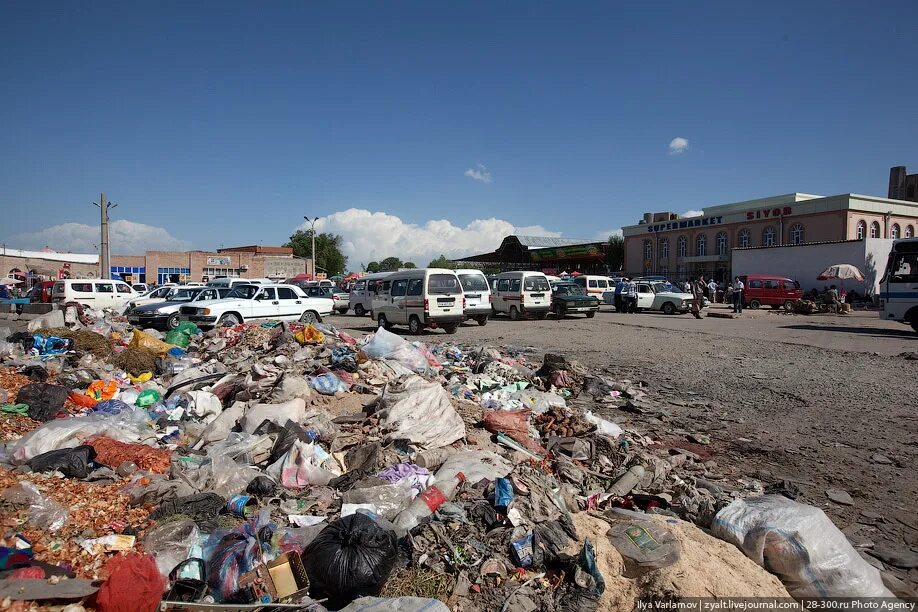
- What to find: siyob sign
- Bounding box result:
[747,206,792,221]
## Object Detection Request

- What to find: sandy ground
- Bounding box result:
[329,304,918,590]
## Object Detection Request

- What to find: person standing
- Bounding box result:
[614,278,625,313]
[625,278,638,313]
[690,275,705,319]
[707,278,718,303]
[732,276,744,313]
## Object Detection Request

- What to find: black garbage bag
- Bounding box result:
[18,365,49,382]
[7,332,34,352]
[55,369,97,390]
[246,475,277,497]
[28,445,97,478]
[16,383,70,422]
[303,513,398,609]
[556,538,605,612]
[150,492,226,525]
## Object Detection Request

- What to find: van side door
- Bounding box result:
[390,279,409,324]
[372,280,392,319]
[496,278,511,312]
[95,282,115,308]
[406,278,424,321]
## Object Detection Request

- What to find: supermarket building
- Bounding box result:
[622,192,918,282]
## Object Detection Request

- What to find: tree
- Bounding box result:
[379,256,403,271]
[364,261,381,273]
[428,254,457,269]
[605,235,625,273]
[284,230,348,276]
[402,261,417,269]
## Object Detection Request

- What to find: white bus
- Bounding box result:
[879,237,918,333]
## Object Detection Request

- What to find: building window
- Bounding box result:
[870,221,880,238]
[715,232,728,256]
[763,226,776,247]
[790,223,805,245]
[907,225,915,238]
[157,267,190,284]
[738,228,751,248]
[677,236,687,257]
[891,224,900,239]
[660,238,669,260]
[856,220,866,239]
[643,239,652,261]
[203,267,242,278]
[695,234,706,256]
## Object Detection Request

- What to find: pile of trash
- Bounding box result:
[0,309,902,610]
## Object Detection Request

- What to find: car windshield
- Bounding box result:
[226,285,259,299]
[524,277,551,292]
[169,289,202,302]
[458,274,488,292]
[553,284,583,295]
[653,282,678,293]
[428,274,460,294]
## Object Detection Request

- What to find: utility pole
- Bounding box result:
[94,193,117,279]
[303,216,320,277]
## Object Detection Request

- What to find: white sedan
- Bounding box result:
[179,283,334,328]
[603,281,694,314]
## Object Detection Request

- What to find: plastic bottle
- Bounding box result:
[413,448,456,470]
[607,465,646,497]
[393,471,465,531]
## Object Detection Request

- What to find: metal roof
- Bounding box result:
[516,236,597,249]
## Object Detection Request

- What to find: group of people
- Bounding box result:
[613,278,640,314]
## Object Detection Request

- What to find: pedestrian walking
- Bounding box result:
[690,275,705,319]
[732,276,744,313]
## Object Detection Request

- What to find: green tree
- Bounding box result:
[427,254,457,269]
[284,230,348,276]
[605,235,625,273]
[402,261,417,269]
[364,261,381,273]
[379,256,403,271]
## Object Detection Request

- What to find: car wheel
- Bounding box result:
[749,299,761,309]
[509,306,521,321]
[167,313,181,329]
[476,316,488,326]
[783,300,794,311]
[586,310,596,318]
[377,314,390,330]
[337,307,348,314]
[661,302,675,315]
[911,320,918,333]
[443,323,459,334]
[354,304,366,317]
[408,315,423,335]
[219,313,241,327]
[300,311,319,324]
[554,304,564,319]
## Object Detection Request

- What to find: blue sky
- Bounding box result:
[2,1,917,265]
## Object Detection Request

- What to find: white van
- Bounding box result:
[880,237,918,333]
[372,268,465,334]
[572,275,612,299]
[455,268,492,326]
[492,271,551,320]
[52,279,139,310]
[206,277,270,289]
[349,272,393,317]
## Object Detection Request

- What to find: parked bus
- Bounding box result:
[879,237,918,333]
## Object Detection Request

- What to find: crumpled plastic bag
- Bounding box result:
[142,519,200,577]
[341,481,415,520]
[711,494,894,598]
[311,372,349,395]
[17,383,70,422]
[130,328,175,356]
[266,439,340,488]
[240,398,307,434]
[339,598,450,612]
[359,329,430,373]
[295,324,325,345]
[86,380,119,402]
[27,445,97,478]
[184,390,222,424]
[1,481,68,532]
[483,408,544,453]
[377,375,465,449]
[511,388,566,415]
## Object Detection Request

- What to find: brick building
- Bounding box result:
[622,192,918,282]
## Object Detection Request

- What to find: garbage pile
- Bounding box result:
[0,309,901,610]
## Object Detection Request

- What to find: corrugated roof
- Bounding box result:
[517,236,597,249]
[0,248,99,264]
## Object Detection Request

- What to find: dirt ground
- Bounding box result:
[329,304,918,590]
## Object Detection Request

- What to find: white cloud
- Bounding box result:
[668,137,689,155]
[305,208,561,267]
[7,219,193,255]
[594,228,623,240]
[682,209,704,218]
[464,163,492,183]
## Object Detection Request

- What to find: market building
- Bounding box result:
[622,192,918,282]
[2,245,311,285]
[456,235,609,274]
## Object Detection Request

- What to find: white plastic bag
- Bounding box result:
[360,328,430,372]
[378,376,465,449]
[240,398,307,433]
[342,481,415,520]
[711,495,893,598]
[266,440,340,488]
[185,390,222,424]
[339,597,450,612]
[510,388,566,415]
[1,481,68,532]
[143,519,200,577]
[583,410,624,438]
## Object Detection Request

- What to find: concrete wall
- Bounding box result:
[731,238,893,295]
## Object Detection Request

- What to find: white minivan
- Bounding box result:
[492,271,552,320]
[349,272,393,317]
[372,268,465,334]
[206,277,271,289]
[52,279,139,310]
[572,275,612,299]
[455,268,492,326]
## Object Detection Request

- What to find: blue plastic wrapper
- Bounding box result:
[494,478,514,509]
[510,531,534,567]
[310,372,349,395]
[91,399,133,415]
